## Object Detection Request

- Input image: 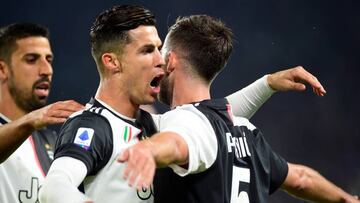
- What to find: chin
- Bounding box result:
[142,97,156,106]
[36,97,48,105]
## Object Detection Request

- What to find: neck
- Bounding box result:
[95,79,139,118]
[0,86,26,120]
[170,73,210,108]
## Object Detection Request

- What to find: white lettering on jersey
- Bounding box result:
[18,177,40,203]
[226,132,251,159]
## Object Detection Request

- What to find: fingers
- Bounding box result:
[46,109,73,119]
[312,86,325,97]
[29,100,84,129]
[117,149,129,163]
[270,66,327,96]
[44,100,84,122]
[52,100,84,112]
[117,143,156,191]
[292,66,326,96]
[291,82,306,92]
[44,117,67,125]
[141,158,156,189]
[126,155,146,189]
[123,151,154,190]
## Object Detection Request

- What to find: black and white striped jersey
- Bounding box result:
[0,113,56,203]
[153,98,288,203]
[54,98,157,203]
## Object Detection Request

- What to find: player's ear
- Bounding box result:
[166,51,176,72]
[0,60,9,82]
[101,53,121,73]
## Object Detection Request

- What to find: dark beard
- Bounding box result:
[8,76,50,113]
[158,75,172,106]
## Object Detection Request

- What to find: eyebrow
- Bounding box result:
[137,44,156,53]
[22,53,54,60]
[23,53,40,58]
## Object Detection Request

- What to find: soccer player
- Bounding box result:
[40,5,327,203]
[0,23,83,203]
[119,15,359,203]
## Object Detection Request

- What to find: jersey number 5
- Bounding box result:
[231,166,250,203]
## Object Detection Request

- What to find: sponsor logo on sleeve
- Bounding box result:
[74,127,94,150]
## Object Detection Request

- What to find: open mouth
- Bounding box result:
[36,82,49,90]
[150,74,164,88]
[34,82,50,98]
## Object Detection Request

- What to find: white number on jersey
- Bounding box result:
[230,166,250,203]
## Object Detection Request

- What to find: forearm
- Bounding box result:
[226,75,275,119]
[39,157,91,203]
[40,170,89,203]
[148,132,189,167]
[0,115,36,163]
[118,132,189,189]
[282,163,357,203]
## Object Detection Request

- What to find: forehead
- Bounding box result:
[126,25,162,48]
[13,36,52,56]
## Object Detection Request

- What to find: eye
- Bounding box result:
[24,55,38,64]
[46,56,53,64]
[143,46,155,54]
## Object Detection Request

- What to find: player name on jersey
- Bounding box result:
[226,132,251,159]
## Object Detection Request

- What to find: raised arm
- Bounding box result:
[0,100,83,163]
[281,163,359,203]
[226,66,326,119]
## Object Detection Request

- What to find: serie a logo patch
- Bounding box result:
[74,127,94,150]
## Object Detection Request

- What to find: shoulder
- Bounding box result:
[65,108,111,130]
[57,108,113,145]
[163,104,203,117]
[161,104,210,126]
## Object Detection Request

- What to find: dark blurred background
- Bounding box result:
[2,0,359,202]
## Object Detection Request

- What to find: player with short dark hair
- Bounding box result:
[0,23,83,203]
[40,5,165,203]
[40,5,328,203]
[119,15,359,203]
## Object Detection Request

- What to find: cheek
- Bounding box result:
[13,64,36,78]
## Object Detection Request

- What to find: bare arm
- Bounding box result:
[226,66,326,118]
[118,108,215,190]
[118,131,188,190]
[0,100,83,163]
[281,163,359,203]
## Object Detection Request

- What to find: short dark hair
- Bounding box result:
[90,5,156,68]
[167,15,233,83]
[0,23,49,64]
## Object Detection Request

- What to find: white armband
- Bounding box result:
[39,157,91,203]
[226,75,275,119]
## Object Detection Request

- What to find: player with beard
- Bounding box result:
[40,5,327,203]
[0,23,83,203]
[119,15,358,203]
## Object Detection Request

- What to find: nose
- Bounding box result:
[39,59,53,77]
[155,49,165,68]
